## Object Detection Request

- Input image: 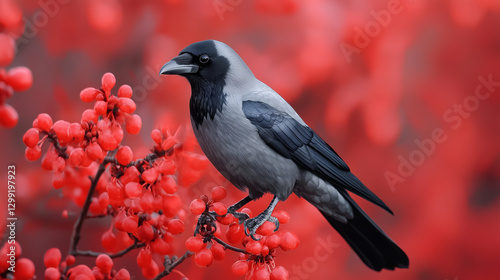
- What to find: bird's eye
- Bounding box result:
[199,54,210,64]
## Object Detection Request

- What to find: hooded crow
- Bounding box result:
[160,40,409,271]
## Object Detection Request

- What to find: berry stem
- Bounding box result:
[46,132,69,159]
[73,240,145,258]
[213,236,247,254]
[152,251,193,280]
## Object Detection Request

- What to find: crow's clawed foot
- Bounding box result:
[244,212,280,241]
[227,205,250,224]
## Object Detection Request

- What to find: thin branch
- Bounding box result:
[213,236,247,254]
[152,252,193,280]
[73,241,145,258]
[68,160,108,256]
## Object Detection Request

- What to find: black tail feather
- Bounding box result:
[319,191,409,271]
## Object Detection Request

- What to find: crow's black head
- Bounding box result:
[160,40,230,84]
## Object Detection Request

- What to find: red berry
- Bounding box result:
[66,255,76,266]
[118,97,136,114]
[137,222,155,242]
[96,254,113,274]
[68,148,85,167]
[0,103,18,127]
[270,266,289,280]
[87,142,104,161]
[256,221,275,236]
[137,248,152,268]
[98,192,109,207]
[157,159,176,175]
[6,67,32,92]
[231,260,249,276]
[120,166,140,185]
[211,243,226,260]
[69,122,85,142]
[80,87,99,102]
[116,146,133,165]
[52,120,71,142]
[141,259,159,279]
[142,167,158,184]
[43,248,61,268]
[213,202,228,216]
[114,269,130,280]
[81,109,98,123]
[25,145,41,161]
[94,100,107,116]
[185,237,205,253]
[125,114,141,134]
[246,240,263,255]
[211,186,227,201]
[101,230,118,252]
[254,265,271,280]
[36,113,53,131]
[265,233,281,249]
[161,137,177,151]
[190,199,206,215]
[101,72,116,92]
[272,210,290,224]
[280,232,299,251]
[194,248,213,267]
[23,128,39,147]
[68,264,94,280]
[14,258,35,280]
[226,224,245,244]
[261,245,270,256]
[151,129,162,143]
[217,213,235,225]
[125,182,142,198]
[151,237,171,255]
[98,130,119,151]
[52,156,65,172]
[118,85,133,98]
[122,216,138,233]
[157,175,177,194]
[166,219,184,235]
[45,267,61,280]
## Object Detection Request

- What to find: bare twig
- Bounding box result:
[74,241,145,258]
[68,161,107,256]
[153,251,193,280]
[213,236,247,254]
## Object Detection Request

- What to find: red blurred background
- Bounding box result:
[1,0,499,279]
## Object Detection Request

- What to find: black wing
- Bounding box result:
[242,100,392,214]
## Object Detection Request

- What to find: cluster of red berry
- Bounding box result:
[0,0,32,128]
[20,72,211,279]
[188,187,299,280]
[43,248,130,280]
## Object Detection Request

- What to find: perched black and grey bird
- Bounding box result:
[160,40,409,271]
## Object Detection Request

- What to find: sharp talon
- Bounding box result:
[268,216,280,232]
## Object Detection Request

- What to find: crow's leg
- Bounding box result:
[227,195,253,223]
[244,195,280,240]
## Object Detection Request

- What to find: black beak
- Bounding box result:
[159,53,199,75]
